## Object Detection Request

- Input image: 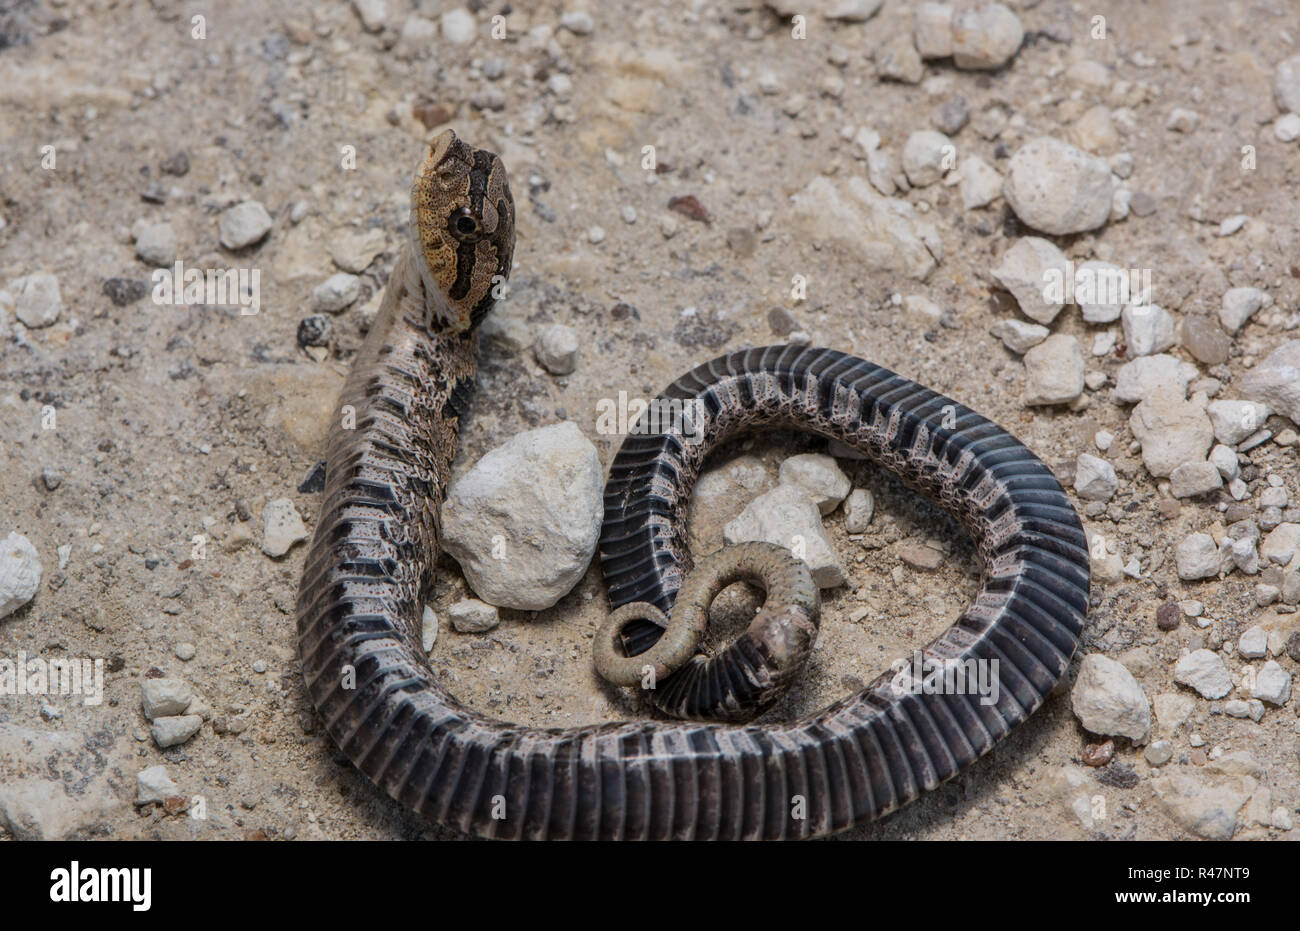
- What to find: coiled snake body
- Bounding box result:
[296,132,1090,840]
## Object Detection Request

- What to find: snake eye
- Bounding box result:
[450,209,479,239]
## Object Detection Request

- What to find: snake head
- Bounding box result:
[410,128,516,333]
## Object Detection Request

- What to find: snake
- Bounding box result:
[296,130,1091,840]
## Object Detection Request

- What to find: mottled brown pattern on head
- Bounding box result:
[411,129,515,332]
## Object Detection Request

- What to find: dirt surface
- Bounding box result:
[1,0,1299,841]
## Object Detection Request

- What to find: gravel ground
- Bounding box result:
[1,0,1299,841]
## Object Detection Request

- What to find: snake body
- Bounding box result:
[296,132,1091,840]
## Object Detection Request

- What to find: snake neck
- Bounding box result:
[319,242,479,627]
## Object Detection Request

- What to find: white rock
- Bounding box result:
[1070,654,1151,741]
[1129,389,1213,477]
[448,598,499,633]
[866,148,896,196]
[991,236,1070,324]
[1260,523,1300,568]
[11,273,61,327]
[1237,625,1268,659]
[950,2,1023,70]
[914,2,954,59]
[312,273,361,313]
[1252,660,1291,705]
[991,318,1048,354]
[1275,53,1300,114]
[1120,303,1175,357]
[534,323,580,375]
[875,32,925,84]
[778,454,851,515]
[1274,113,1300,143]
[421,605,439,652]
[723,484,846,588]
[1002,136,1114,235]
[441,8,477,44]
[1152,772,1250,840]
[1207,400,1270,445]
[1174,649,1233,698]
[901,130,953,187]
[134,222,177,267]
[825,0,882,21]
[351,0,387,32]
[1208,444,1239,480]
[140,678,193,719]
[1113,354,1197,404]
[1176,534,1220,581]
[218,201,273,250]
[1242,340,1300,425]
[1153,692,1196,733]
[958,155,1002,209]
[789,175,940,281]
[844,488,874,532]
[441,422,602,610]
[1218,215,1248,237]
[1144,740,1173,766]
[1023,334,1084,406]
[136,765,180,806]
[261,498,308,557]
[151,714,203,749]
[1219,287,1265,334]
[1169,461,1222,498]
[1074,454,1118,502]
[1166,107,1200,132]
[0,532,42,619]
[1075,260,1128,322]
[560,9,596,33]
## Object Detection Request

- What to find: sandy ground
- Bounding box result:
[1,0,1298,840]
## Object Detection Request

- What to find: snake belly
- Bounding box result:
[298,308,1090,839]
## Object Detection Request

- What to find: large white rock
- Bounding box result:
[0,532,42,619]
[1002,137,1114,235]
[1207,400,1270,445]
[1176,533,1220,580]
[218,201,273,250]
[1219,287,1264,334]
[261,498,308,557]
[0,724,129,839]
[777,454,851,515]
[1070,654,1151,741]
[1113,354,1197,404]
[959,155,1002,209]
[1023,334,1084,406]
[1275,53,1300,114]
[1241,340,1300,426]
[441,422,602,610]
[991,236,1070,324]
[1152,772,1251,840]
[1074,454,1118,502]
[901,130,953,187]
[914,2,954,59]
[1252,660,1291,705]
[950,3,1023,70]
[723,484,845,588]
[1174,649,1233,698]
[1120,303,1175,357]
[991,318,1048,354]
[789,175,941,281]
[11,273,61,328]
[1129,389,1213,478]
